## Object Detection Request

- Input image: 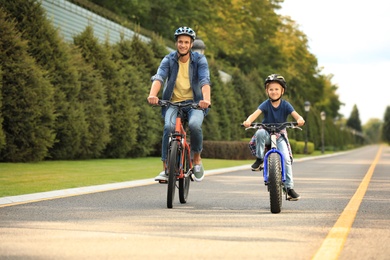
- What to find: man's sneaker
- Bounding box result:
[251,158,263,171]
[287,188,300,201]
[193,164,204,182]
[154,171,168,183]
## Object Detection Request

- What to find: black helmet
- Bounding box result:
[174,26,196,41]
[264,74,287,90]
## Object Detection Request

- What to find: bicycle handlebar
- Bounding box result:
[242,122,302,132]
[157,100,211,109]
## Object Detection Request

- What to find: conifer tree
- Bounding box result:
[71,50,110,158]
[113,35,161,157]
[0,65,5,149]
[74,26,137,158]
[346,104,362,132]
[0,0,89,159]
[0,8,55,161]
[382,106,390,144]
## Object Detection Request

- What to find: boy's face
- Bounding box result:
[266,82,284,99]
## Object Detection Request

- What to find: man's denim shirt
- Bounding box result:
[151,51,211,116]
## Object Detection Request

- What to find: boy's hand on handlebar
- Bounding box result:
[199,99,211,109]
[242,121,251,128]
[297,117,305,127]
[147,96,159,105]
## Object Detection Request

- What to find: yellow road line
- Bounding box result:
[312,145,383,260]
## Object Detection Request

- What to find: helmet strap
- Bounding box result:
[268,94,282,103]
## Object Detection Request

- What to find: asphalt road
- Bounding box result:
[0,145,389,259]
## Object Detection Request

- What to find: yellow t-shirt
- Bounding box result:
[171,59,193,102]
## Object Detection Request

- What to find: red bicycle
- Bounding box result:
[157,100,201,208]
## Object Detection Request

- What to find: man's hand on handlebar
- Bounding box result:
[147,96,159,105]
[199,99,211,109]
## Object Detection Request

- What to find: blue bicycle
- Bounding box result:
[244,122,302,213]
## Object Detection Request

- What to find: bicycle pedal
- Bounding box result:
[158,180,168,184]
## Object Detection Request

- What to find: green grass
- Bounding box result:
[0,151,333,197]
[0,158,253,197]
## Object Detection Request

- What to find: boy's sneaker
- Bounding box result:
[251,158,263,171]
[287,188,300,201]
[193,164,204,182]
[154,171,168,183]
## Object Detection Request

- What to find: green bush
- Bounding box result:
[202,141,254,160]
[202,139,317,160]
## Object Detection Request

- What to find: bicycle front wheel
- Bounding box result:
[179,146,190,203]
[167,141,179,209]
[268,153,283,214]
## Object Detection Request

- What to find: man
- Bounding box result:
[147,26,211,182]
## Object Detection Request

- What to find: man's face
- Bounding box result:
[176,35,193,55]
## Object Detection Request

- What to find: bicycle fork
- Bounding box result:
[263,148,286,183]
[263,134,286,182]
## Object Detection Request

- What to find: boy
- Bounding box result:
[242,74,305,200]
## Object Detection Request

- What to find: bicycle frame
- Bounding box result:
[157,100,203,208]
[169,112,193,179]
[246,122,300,183]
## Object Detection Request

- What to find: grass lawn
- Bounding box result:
[0,158,253,197]
[0,151,331,197]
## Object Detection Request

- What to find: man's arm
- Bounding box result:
[147,80,162,105]
[199,84,211,109]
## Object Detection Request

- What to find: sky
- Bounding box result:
[278,0,390,125]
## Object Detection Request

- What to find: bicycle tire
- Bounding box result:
[167,141,179,209]
[179,147,190,203]
[268,153,283,214]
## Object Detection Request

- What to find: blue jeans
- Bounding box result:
[161,104,205,162]
[254,129,294,189]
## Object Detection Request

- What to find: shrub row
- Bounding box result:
[202,139,315,160]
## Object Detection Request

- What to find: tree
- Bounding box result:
[346,104,362,132]
[0,0,90,159]
[74,26,138,158]
[382,106,390,144]
[0,8,55,161]
[71,50,110,158]
[363,118,383,144]
[113,34,161,157]
[0,65,5,149]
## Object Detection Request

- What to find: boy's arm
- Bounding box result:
[243,109,262,127]
[291,111,305,126]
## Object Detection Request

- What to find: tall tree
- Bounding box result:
[0,8,55,161]
[382,106,390,144]
[363,118,383,144]
[346,104,362,132]
[71,50,110,158]
[112,34,161,157]
[74,26,138,158]
[0,65,5,149]
[0,0,89,159]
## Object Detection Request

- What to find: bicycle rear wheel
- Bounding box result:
[167,141,179,209]
[268,153,283,214]
[179,147,190,203]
